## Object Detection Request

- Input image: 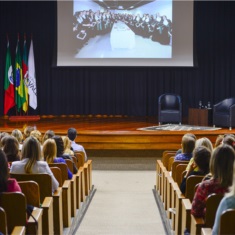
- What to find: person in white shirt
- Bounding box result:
[67,128,87,162]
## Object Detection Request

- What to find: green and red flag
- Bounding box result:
[4,38,15,115]
[22,35,29,112]
[15,35,26,111]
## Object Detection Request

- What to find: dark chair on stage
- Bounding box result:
[213,97,235,130]
[158,93,182,125]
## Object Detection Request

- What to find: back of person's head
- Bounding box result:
[67,128,77,141]
[215,135,223,148]
[182,135,196,154]
[52,135,64,156]
[43,139,57,164]
[23,126,35,139]
[223,135,235,149]
[30,130,42,143]
[22,137,42,173]
[42,130,55,144]
[2,136,19,158]
[0,150,9,193]
[193,146,211,174]
[62,136,71,150]
[183,133,197,141]
[195,137,213,153]
[11,129,23,143]
[0,132,10,148]
[210,144,235,188]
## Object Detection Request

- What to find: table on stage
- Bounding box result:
[110,21,135,50]
[188,108,213,126]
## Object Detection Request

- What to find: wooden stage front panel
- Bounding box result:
[0,116,233,150]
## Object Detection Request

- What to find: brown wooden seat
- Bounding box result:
[18,181,54,235]
[74,151,85,168]
[10,173,63,235]
[172,161,189,181]
[201,209,235,235]
[162,152,177,170]
[49,163,72,227]
[175,164,188,187]
[0,207,8,235]
[0,192,42,235]
[190,193,224,235]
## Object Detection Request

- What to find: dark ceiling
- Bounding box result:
[93,0,154,10]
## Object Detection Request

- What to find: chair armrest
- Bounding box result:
[27,208,43,234]
[182,199,192,234]
[190,214,205,235]
[41,197,54,235]
[201,228,212,235]
[11,226,26,235]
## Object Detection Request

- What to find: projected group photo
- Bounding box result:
[72,0,172,59]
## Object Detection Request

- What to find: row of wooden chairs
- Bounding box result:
[156,150,235,235]
[0,151,92,234]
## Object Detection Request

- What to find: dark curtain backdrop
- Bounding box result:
[0,1,235,118]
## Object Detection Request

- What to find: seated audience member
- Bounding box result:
[174,135,196,161]
[185,137,213,173]
[10,137,59,193]
[180,146,211,194]
[212,160,235,235]
[191,144,235,218]
[43,138,73,180]
[42,130,55,144]
[52,135,78,174]
[0,149,21,193]
[222,135,235,149]
[0,132,10,149]
[67,127,87,161]
[175,133,197,156]
[30,130,42,144]
[62,136,75,156]
[23,126,35,140]
[11,129,24,150]
[2,136,21,162]
[214,135,223,148]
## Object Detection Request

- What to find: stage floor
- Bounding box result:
[0,116,233,150]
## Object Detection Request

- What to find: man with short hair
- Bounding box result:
[67,127,87,161]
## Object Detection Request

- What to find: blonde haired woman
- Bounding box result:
[62,136,74,156]
[11,129,23,150]
[43,138,73,179]
[10,137,59,192]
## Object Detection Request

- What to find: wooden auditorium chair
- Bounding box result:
[10,173,63,235]
[0,192,42,235]
[18,180,54,235]
[49,163,72,227]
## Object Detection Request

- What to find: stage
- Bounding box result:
[0,115,233,150]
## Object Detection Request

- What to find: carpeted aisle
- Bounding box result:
[75,170,166,235]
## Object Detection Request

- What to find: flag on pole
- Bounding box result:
[28,38,37,109]
[15,35,26,111]
[22,35,29,112]
[4,38,15,115]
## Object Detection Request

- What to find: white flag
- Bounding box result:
[28,39,37,109]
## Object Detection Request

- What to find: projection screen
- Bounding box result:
[57,0,194,66]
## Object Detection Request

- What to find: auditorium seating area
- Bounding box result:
[156,147,235,235]
[0,128,94,235]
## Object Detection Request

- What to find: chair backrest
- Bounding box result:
[0,192,27,234]
[18,181,40,207]
[175,164,188,187]
[50,167,63,187]
[185,175,204,201]
[162,152,176,169]
[220,209,235,234]
[168,156,175,171]
[49,163,68,182]
[204,193,223,228]
[215,98,235,112]
[74,151,85,168]
[64,159,74,173]
[159,94,181,110]
[10,173,52,203]
[172,160,189,181]
[0,207,7,235]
